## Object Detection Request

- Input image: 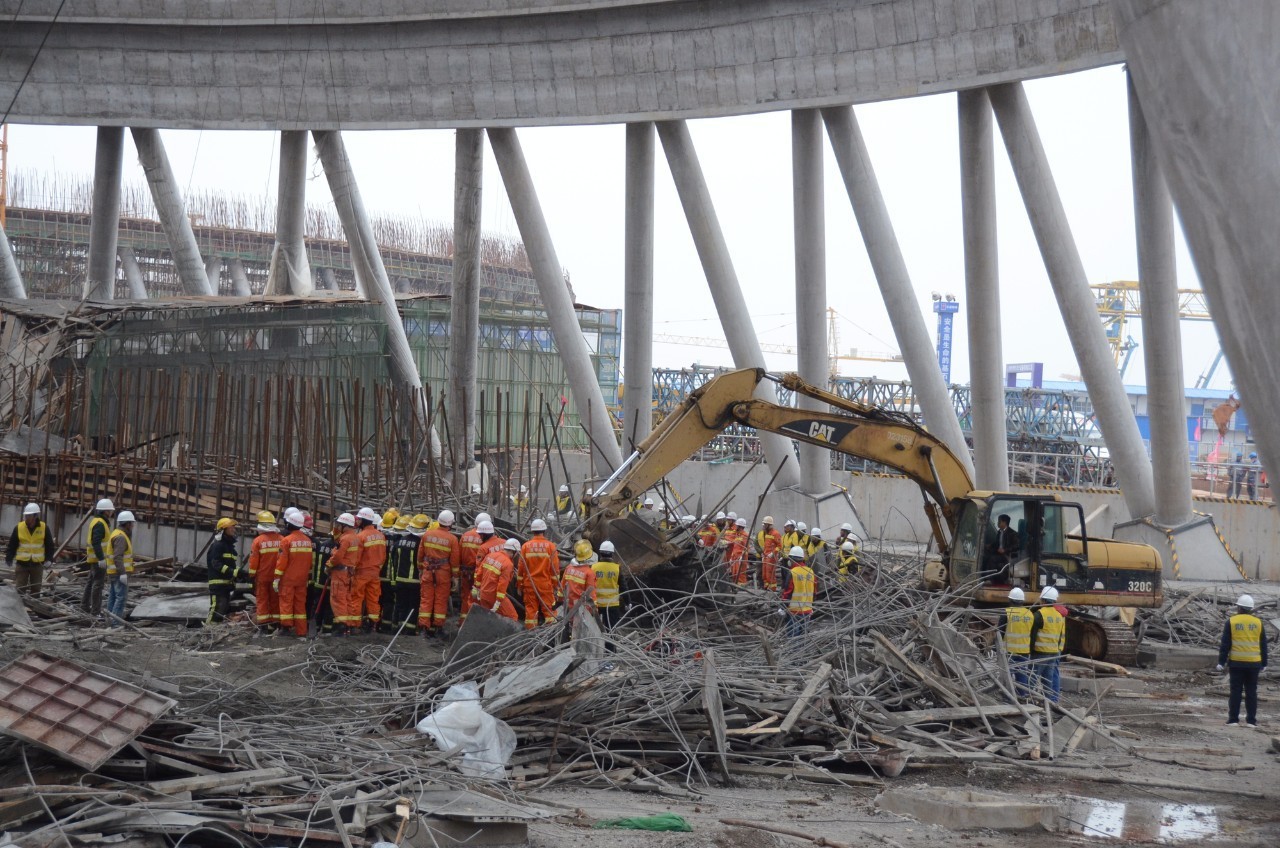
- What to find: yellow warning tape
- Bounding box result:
[1193,510,1250,580]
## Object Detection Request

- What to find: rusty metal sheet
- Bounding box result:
[0,651,177,771]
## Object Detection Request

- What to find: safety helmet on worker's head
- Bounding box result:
[256,510,276,524]
[644,498,654,507]
[475,512,492,526]
[283,506,301,521]
[1039,586,1059,602]
[435,509,454,528]
[727,511,737,521]
[574,539,594,561]
[336,512,356,528]
[1237,594,1255,610]
[504,537,520,552]
[216,517,236,533]
[841,540,855,553]
[682,515,696,525]
[519,485,528,494]
[784,519,795,528]
[303,514,315,531]
[22,503,40,516]
[409,514,430,534]
[393,515,412,532]
[381,510,399,531]
[599,540,615,555]
[558,484,569,494]
[1249,452,1257,460]
[287,511,307,528]
[762,515,774,526]
[477,520,495,535]
[356,506,378,523]
[530,518,548,532]
[789,546,806,560]
[841,523,853,533]
[715,511,726,521]
[96,498,115,512]
[810,527,823,538]
[117,510,136,524]
[585,487,594,496]
[796,522,808,532]
[1008,587,1025,602]
[735,517,747,527]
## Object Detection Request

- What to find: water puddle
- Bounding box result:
[1061,797,1220,842]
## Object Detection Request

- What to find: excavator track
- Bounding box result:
[1067,613,1140,666]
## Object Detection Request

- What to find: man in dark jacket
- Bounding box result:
[206,518,239,624]
[1217,594,1268,726]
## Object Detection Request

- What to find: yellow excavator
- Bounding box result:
[589,368,1163,663]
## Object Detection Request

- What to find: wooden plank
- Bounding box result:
[146,766,290,795]
[778,662,832,735]
[725,763,882,787]
[881,704,1026,727]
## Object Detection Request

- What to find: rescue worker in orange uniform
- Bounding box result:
[724,517,750,586]
[273,511,314,637]
[518,518,560,629]
[697,512,721,550]
[755,516,784,591]
[457,512,492,623]
[472,536,520,622]
[417,510,460,638]
[248,510,283,631]
[561,540,598,617]
[327,512,360,635]
[353,507,387,632]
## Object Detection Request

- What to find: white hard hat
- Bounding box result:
[797,522,808,532]
[1008,587,1025,602]
[530,518,548,532]
[476,512,492,525]
[727,511,737,520]
[735,517,747,527]
[284,506,301,520]
[810,527,823,537]
[1237,594,1255,609]
[784,518,795,527]
[503,537,520,552]
[96,498,115,511]
[477,520,495,534]
[762,516,774,525]
[599,540,615,554]
[1040,586,1059,602]
[336,512,356,527]
[22,503,40,516]
[437,509,455,527]
[644,498,654,506]
[586,487,593,496]
[356,506,378,523]
[519,485,528,494]
[287,511,307,528]
[117,510,136,523]
[789,546,806,559]
[841,540,855,553]
[715,511,726,521]
[841,523,853,532]
[682,515,696,525]
[559,485,569,493]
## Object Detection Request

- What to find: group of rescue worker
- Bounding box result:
[202,506,622,637]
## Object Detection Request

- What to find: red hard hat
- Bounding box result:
[303,514,314,530]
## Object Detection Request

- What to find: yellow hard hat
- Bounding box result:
[394,515,412,531]
[381,509,399,530]
[409,513,431,532]
[216,517,236,532]
[574,539,594,561]
[256,510,276,524]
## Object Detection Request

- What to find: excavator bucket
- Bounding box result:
[599,514,684,578]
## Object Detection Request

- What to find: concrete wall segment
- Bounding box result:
[1,0,1122,129]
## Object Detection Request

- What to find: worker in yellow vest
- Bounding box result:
[6,502,56,595]
[1002,587,1035,698]
[593,540,622,630]
[104,511,136,628]
[1216,594,1268,726]
[81,498,115,616]
[835,540,860,585]
[780,546,816,638]
[1028,585,1066,702]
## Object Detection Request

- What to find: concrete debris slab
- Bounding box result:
[876,787,1058,831]
[481,648,576,713]
[444,607,523,673]
[402,789,552,848]
[0,586,33,629]
[0,651,177,771]
[129,592,211,622]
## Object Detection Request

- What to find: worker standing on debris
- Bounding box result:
[562,540,598,617]
[755,516,783,591]
[1002,587,1034,697]
[417,511,459,638]
[6,502,55,595]
[780,546,815,637]
[378,511,401,629]
[835,523,855,548]
[273,511,314,637]
[781,519,800,553]
[327,512,360,635]
[836,540,860,584]
[472,536,519,622]
[555,485,575,521]
[806,527,829,571]
[593,540,622,630]
[1028,586,1066,702]
[205,518,239,624]
[81,498,115,616]
[1216,594,1268,726]
[697,514,720,550]
[578,488,593,519]
[380,514,410,632]
[518,518,560,629]
[308,516,336,635]
[457,513,488,624]
[725,517,750,586]
[104,510,135,628]
[353,507,387,633]
[794,521,811,552]
[248,511,283,631]
[512,484,530,511]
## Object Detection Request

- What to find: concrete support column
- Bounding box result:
[205,255,223,294]
[228,257,253,297]
[656,120,801,489]
[1129,79,1192,526]
[265,130,313,296]
[0,226,25,299]
[86,126,124,301]
[448,128,483,478]
[118,247,148,299]
[958,90,1010,491]
[792,109,831,494]
[488,127,624,476]
[987,82,1156,519]
[821,106,974,479]
[131,128,214,296]
[320,266,338,292]
[622,122,655,454]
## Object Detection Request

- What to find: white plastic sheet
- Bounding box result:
[415,682,516,778]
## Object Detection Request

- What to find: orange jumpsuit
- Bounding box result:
[417,527,460,632]
[756,527,783,591]
[353,524,387,628]
[472,548,518,621]
[518,535,560,629]
[458,527,483,621]
[561,560,597,613]
[274,529,314,636]
[249,531,282,627]
[328,528,361,631]
[697,525,720,549]
[723,528,749,585]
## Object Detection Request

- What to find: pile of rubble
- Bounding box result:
[1138,585,1278,649]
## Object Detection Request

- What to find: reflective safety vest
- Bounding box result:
[697,525,720,549]
[756,529,783,561]
[104,528,133,576]
[459,528,483,571]
[357,526,387,573]
[1004,606,1034,655]
[391,533,419,583]
[330,529,361,570]
[15,521,47,563]
[562,560,597,610]
[380,532,401,582]
[555,495,572,514]
[310,535,335,588]
[805,538,826,560]
[1033,607,1066,654]
[418,528,460,577]
[275,530,314,583]
[593,559,621,608]
[787,566,816,614]
[836,551,859,582]
[1228,613,1264,663]
[85,516,110,564]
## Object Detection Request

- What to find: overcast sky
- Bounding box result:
[7,65,1230,391]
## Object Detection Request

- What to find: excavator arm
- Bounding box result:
[594,368,974,546]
